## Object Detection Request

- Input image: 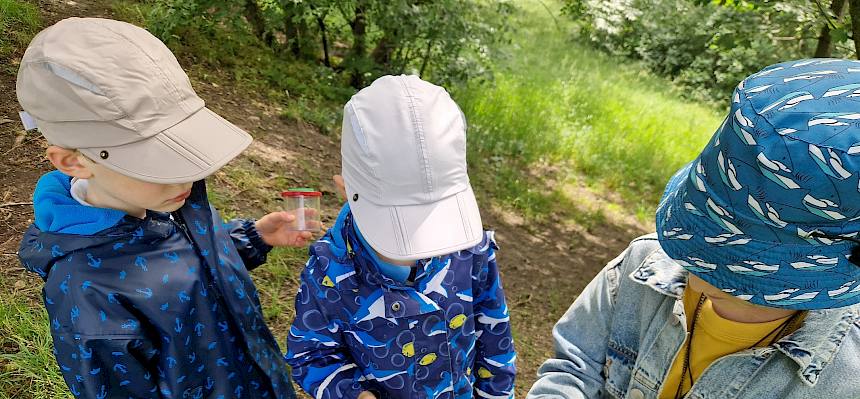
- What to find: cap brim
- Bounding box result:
[80,107,252,184]
[350,185,483,261]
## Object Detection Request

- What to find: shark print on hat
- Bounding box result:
[657,59,860,310]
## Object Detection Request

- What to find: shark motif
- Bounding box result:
[352,291,397,324]
[764,289,820,306]
[703,233,750,246]
[808,112,860,127]
[663,228,692,240]
[809,144,852,180]
[756,152,800,189]
[726,261,780,276]
[802,194,846,220]
[822,83,860,97]
[421,259,451,298]
[747,195,788,228]
[790,255,839,271]
[761,91,814,112]
[705,198,743,234]
[827,280,860,300]
[717,151,743,190]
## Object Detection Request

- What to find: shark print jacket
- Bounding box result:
[286,205,516,399]
[18,171,296,399]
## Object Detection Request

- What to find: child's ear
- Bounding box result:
[46,146,94,179]
[333,175,347,201]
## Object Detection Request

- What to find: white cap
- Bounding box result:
[341,75,483,261]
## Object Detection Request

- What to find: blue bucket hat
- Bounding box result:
[657,59,860,310]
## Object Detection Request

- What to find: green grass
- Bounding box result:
[0,0,41,72]
[0,281,70,399]
[456,0,723,220]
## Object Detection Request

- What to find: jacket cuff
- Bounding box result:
[246,219,273,253]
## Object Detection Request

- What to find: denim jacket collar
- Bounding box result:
[628,246,860,386]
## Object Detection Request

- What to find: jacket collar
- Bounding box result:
[629,245,860,386]
[331,204,437,289]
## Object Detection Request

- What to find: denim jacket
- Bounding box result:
[528,234,860,399]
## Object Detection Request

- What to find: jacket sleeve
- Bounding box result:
[472,244,516,399]
[285,260,372,399]
[226,218,273,271]
[52,331,161,398]
[526,251,625,399]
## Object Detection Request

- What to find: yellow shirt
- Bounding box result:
[658,288,801,399]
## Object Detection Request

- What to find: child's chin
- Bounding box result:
[153,201,186,213]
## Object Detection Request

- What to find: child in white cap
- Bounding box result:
[16,17,310,399]
[286,75,517,399]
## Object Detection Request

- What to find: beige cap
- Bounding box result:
[16,17,252,183]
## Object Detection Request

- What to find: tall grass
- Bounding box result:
[456,1,723,219]
[0,0,41,70]
[0,285,71,398]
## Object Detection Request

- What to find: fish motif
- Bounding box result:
[402,342,415,357]
[419,353,438,366]
[449,314,467,329]
[808,112,860,127]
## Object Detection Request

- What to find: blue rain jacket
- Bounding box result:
[18,171,296,399]
[286,205,516,399]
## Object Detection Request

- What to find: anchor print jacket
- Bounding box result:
[18,171,296,399]
[286,205,516,399]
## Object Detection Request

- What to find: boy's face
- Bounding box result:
[47,146,194,217]
[80,156,194,213]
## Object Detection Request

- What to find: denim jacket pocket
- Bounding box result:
[605,339,638,398]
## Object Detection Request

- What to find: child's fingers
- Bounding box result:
[278,211,297,222]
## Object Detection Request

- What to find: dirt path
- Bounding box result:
[0,1,648,397]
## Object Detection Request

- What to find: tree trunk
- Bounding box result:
[349,4,368,88]
[371,34,395,68]
[419,39,434,77]
[815,0,848,57]
[849,0,860,58]
[283,13,302,57]
[317,15,331,67]
[244,0,271,46]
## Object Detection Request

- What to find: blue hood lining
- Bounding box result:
[33,171,127,235]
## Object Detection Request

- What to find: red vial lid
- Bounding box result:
[281,190,322,198]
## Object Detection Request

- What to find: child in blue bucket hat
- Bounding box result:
[528,59,860,399]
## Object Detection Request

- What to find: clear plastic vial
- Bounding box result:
[280,189,322,232]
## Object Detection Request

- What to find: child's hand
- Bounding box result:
[357,392,377,399]
[255,211,317,247]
